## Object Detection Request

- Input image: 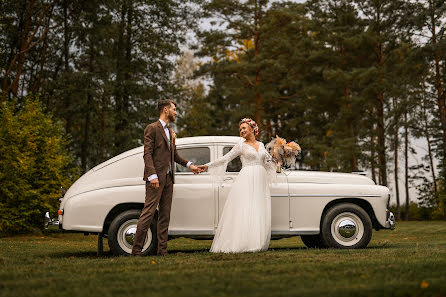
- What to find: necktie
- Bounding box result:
[165,124,172,175]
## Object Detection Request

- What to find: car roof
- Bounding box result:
[91,136,242,171]
[176,136,242,145]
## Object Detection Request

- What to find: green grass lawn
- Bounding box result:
[1,221,445,297]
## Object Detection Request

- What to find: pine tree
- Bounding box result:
[196,0,272,136]
[411,0,446,218]
[306,0,368,172]
[0,0,202,172]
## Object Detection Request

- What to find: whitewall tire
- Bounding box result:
[108,209,157,256]
[321,203,372,249]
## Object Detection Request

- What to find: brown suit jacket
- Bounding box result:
[142,120,189,183]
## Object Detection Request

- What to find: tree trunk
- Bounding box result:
[338,43,358,172]
[2,1,27,99]
[377,94,386,186]
[254,0,262,130]
[62,0,72,134]
[31,8,52,93]
[114,0,127,154]
[346,93,357,172]
[4,0,57,96]
[123,0,132,139]
[393,97,401,220]
[63,0,70,72]
[81,53,93,173]
[422,85,438,197]
[100,94,106,162]
[376,38,387,186]
[370,107,377,183]
[404,106,410,221]
[3,0,35,96]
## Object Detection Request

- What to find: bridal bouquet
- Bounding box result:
[265,135,301,171]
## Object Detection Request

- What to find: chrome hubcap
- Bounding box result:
[124,227,137,245]
[338,219,356,238]
[331,212,364,246]
[117,219,152,254]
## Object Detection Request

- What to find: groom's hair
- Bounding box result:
[158,99,176,113]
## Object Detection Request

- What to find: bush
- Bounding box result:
[389,202,436,221]
[0,96,78,236]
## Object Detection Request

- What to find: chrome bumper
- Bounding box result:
[44,212,60,230]
[385,211,395,230]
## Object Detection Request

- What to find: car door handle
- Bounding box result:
[224,177,233,181]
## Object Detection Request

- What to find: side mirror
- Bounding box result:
[44,212,52,228]
[61,186,67,197]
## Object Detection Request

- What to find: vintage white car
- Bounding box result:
[46,136,395,255]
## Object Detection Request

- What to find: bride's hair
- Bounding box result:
[239,118,259,136]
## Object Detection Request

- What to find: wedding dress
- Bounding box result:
[206,138,276,253]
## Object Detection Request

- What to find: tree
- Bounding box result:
[418,0,446,182]
[353,0,411,187]
[196,0,272,136]
[306,0,367,172]
[0,96,78,235]
[1,0,203,173]
[172,49,212,137]
[410,0,446,218]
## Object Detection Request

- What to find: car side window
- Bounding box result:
[176,147,210,173]
[223,146,242,172]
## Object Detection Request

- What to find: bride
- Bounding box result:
[197,118,276,253]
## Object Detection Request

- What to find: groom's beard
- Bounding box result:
[168,113,176,122]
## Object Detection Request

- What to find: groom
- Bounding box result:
[132,99,199,256]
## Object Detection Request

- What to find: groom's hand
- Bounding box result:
[150,178,159,189]
[189,164,199,174]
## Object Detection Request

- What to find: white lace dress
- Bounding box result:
[206,139,276,253]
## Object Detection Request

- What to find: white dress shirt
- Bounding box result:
[148,119,192,181]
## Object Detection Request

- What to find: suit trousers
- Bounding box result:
[132,173,173,255]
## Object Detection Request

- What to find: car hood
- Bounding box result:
[284,170,375,185]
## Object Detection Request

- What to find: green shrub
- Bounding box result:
[389,202,435,221]
[0,96,79,236]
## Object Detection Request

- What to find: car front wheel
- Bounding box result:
[321,203,372,249]
[108,209,157,256]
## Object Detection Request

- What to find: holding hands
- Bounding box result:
[150,165,205,189]
[190,164,200,174]
[189,164,207,174]
[197,165,208,173]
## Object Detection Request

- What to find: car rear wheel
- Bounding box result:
[108,209,157,256]
[321,203,372,249]
[301,234,327,248]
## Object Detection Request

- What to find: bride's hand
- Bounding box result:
[197,165,208,173]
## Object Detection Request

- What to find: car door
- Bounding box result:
[217,144,290,233]
[169,144,217,236]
